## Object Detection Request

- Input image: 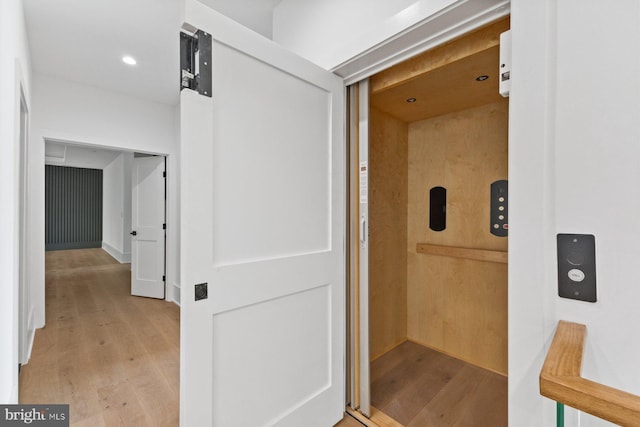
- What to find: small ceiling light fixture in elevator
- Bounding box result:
[406,97,417,103]
[475,75,489,81]
[122,55,137,66]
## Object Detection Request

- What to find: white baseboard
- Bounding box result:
[102,242,131,264]
[10,382,18,404]
[170,282,181,306]
[24,307,36,364]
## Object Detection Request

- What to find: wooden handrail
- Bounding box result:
[416,243,507,264]
[540,321,640,426]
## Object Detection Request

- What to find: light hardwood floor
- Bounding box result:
[22,249,496,427]
[337,342,507,427]
[20,249,180,427]
[370,341,507,427]
[335,414,366,427]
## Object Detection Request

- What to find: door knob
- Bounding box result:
[130,231,137,236]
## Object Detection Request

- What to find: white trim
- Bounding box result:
[101,241,131,264]
[170,282,181,306]
[332,1,510,85]
[17,65,31,367]
[10,383,18,404]
[23,307,35,364]
[13,59,33,398]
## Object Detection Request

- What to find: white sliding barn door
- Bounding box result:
[180,2,345,426]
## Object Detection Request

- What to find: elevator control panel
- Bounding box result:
[490,180,508,237]
[557,234,597,303]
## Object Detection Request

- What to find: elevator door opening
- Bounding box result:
[349,17,510,427]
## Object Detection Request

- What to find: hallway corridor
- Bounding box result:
[19,249,179,426]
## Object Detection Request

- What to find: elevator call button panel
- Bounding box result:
[557,234,597,303]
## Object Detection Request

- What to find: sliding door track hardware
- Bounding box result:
[180,29,212,97]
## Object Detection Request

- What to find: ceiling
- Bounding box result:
[45,141,122,169]
[200,0,283,38]
[370,17,509,123]
[371,47,504,123]
[23,0,282,106]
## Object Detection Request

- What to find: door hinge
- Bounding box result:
[163,223,166,230]
[163,171,166,178]
[162,275,166,282]
[180,29,212,97]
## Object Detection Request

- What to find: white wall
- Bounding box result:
[103,154,124,257]
[551,1,640,425]
[102,152,134,263]
[510,1,640,425]
[274,0,417,68]
[199,0,276,38]
[30,74,181,331]
[172,105,181,304]
[508,0,557,424]
[123,153,133,259]
[0,0,32,403]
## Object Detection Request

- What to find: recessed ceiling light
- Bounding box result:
[406,97,417,103]
[122,56,137,66]
[476,75,489,81]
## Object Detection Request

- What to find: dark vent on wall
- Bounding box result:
[45,165,103,251]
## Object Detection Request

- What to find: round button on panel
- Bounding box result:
[566,251,585,266]
[568,269,585,282]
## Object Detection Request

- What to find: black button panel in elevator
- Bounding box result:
[490,180,508,237]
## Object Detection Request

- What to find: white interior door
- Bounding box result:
[131,156,165,299]
[180,2,345,426]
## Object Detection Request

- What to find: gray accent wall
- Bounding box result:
[45,165,103,251]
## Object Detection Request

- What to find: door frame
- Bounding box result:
[18,77,31,367]
[39,138,173,302]
[343,11,512,423]
[347,79,372,417]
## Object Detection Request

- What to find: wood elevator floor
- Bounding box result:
[370,341,507,427]
[19,248,179,427]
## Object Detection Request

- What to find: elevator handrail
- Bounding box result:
[415,243,507,263]
[540,320,640,426]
